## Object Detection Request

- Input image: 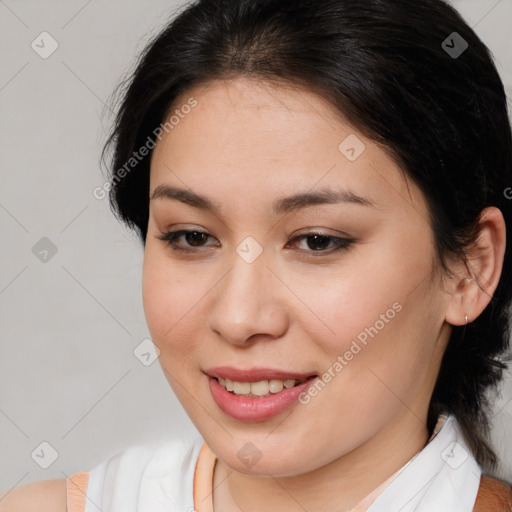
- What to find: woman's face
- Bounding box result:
[143,78,453,476]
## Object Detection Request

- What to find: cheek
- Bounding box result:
[293,241,436,389]
[141,250,204,350]
[320,284,437,417]
[288,258,409,355]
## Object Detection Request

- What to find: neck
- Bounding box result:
[213,412,430,512]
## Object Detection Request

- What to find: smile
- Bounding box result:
[217,377,309,397]
[205,367,319,422]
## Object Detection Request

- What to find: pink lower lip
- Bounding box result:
[208,376,318,422]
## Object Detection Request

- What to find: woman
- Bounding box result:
[2,0,512,510]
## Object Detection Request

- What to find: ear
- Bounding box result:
[445,206,507,326]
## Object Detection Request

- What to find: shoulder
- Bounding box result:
[0,479,66,512]
[474,475,512,512]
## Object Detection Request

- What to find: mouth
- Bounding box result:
[206,368,320,422]
[216,376,315,398]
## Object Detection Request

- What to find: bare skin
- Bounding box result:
[0,480,66,512]
[2,77,505,510]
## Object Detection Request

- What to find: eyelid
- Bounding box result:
[290,227,353,239]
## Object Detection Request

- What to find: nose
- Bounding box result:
[208,250,289,347]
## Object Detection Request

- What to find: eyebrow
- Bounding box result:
[150,184,375,216]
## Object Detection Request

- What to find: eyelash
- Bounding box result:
[156,229,355,256]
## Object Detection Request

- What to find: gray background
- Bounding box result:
[0,0,511,491]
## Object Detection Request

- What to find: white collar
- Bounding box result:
[367,415,481,511]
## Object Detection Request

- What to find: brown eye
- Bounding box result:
[156,230,218,251]
[183,231,209,246]
[303,234,332,251]
[287,233,355,254]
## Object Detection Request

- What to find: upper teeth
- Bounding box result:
[218,378,302,396]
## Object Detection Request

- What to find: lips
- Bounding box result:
[205,366,319,422]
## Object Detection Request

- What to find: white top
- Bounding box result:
[82,415,481,511]
[85,434,202,512]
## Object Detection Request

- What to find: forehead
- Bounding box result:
[149,78,426,219]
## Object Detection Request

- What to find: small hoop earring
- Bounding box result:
[465,314,468,325]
